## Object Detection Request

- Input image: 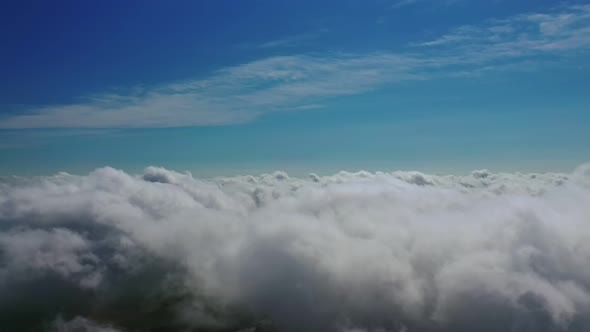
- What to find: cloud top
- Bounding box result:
[0,164,589,331]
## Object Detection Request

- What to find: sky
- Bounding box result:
[1,0,589,176]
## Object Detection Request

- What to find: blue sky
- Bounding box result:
[1,0,589,175]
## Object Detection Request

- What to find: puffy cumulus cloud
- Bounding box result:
[0,164,589,331]
[0,228,102,288]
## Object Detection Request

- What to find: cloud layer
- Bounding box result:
[1,163,590,331]
[1,4,589,128]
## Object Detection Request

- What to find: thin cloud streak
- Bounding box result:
[1,4,589,129]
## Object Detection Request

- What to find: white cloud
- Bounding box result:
[0,54,426,129]
[0,228,101,288]
[1,4,589,129]
[1,163,590,331]
[416,4,590,53]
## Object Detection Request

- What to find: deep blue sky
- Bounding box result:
[1,0,589,175]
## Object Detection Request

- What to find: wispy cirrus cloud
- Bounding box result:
[0,54,427,129]
[1,4,589,129]
[415,4,590,53]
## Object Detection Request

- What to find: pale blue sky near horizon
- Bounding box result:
[1,0,589,176]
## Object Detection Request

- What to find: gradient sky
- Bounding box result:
[1,0,589,176]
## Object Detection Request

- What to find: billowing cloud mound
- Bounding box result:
[1,164,590,331]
